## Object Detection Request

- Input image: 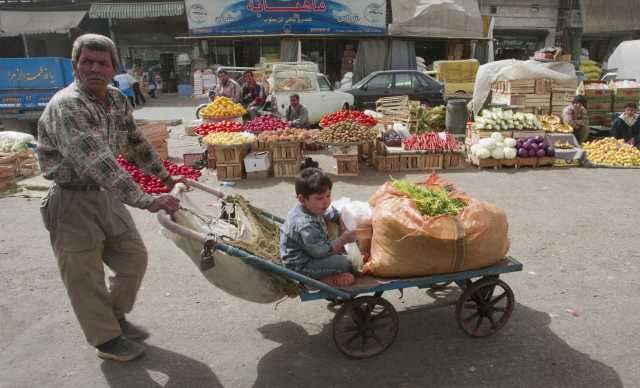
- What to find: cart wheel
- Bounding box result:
[455,278,514,338]
[332,296,399,359]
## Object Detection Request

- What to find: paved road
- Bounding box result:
[1,96,638,387]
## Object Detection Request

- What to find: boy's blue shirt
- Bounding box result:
[280,203,340,271]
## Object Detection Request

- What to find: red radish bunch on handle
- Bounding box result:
[403,133,461,152]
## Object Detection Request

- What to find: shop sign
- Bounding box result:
[185,0,386,35]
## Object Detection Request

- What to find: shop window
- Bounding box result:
[261,38,281,62]
[209,41,234,66]
[365,73,393,89]
[301,40,326,73]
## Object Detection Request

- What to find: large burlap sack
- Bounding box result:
[363,173,510,277]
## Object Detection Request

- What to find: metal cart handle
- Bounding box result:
[156,179,225,243]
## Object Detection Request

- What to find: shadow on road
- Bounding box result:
[100,344,222,388]
[253,302,622,388]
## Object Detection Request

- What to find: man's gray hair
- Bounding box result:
[71,34,119,69]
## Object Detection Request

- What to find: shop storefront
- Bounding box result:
[88,2,191,93]
[183,0,387,84]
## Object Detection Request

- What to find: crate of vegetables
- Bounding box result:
[320,110,377,128]
[242,115,289,133]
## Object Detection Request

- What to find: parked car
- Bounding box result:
[269,63,354,124]
[345,70,445,110]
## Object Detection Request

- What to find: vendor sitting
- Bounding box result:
[562,95,589,144]
[280,168,357,287]
[611,102,640,147]
[285,94,310,129]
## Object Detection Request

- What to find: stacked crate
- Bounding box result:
[611,80,640,113]
[137,120,169,159]
[0,154,17,191]
[551,79,578,116]
[272,142,303,178]
[330,144,359,176]
[579,81,613,125]
[490,79,551,114]
[211,144,248,180]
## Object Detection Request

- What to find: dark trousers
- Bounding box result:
[127,96,135,108]
[133,82,146,105]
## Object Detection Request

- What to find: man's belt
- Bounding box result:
[58,183,103,191]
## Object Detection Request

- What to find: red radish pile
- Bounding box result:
[403,133,461,152]
[242,115,288,132]
[320,110,377,127]
[117,156,202,194]
[194,121,243,136]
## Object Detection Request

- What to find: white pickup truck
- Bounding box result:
[269,63,354,124]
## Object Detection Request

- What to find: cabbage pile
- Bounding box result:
[470,132,517,160]
[472,108,542,131]
[0,131,35,153]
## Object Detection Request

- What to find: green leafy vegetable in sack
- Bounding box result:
[391,179,466,217]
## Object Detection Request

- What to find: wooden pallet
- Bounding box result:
[374,155,401,172]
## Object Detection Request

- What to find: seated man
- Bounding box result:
[241,70,265,119]
[280,168,357,287]
[562,95,589,144]
[285,93,310,129]
[611,102,640,147]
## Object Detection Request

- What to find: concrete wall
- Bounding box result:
[479,0,558,46]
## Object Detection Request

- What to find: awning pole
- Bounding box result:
[22,34,30,57]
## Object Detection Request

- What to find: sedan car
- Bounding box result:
[345,70,445,110]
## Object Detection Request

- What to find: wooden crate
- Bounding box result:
[443,152,467,169]
[335,156,359,176]
[330,144,358,156]
[399,154,427,171]
[515,157,537,168]
[0,153,18,176]
[207,158,217,169]
[216,163,243,180]
[424,153,444,169]
[213,145,249,165]
[499,159,518,168]
[375,140,387,156]
[0,175,17,191]
[273,160,300,178]
[251,140,270,153]
[468,154,498,169]
[374,155,401,172]
[183,152,204,167]
[512,130,545,139]
[271,142,303,162]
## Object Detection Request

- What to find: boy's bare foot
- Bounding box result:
[321,272,355,287]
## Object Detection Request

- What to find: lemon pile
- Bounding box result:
[538,115,573,133]
[583,137,640,167]
[203,132,255,146]
[200,96,246,118]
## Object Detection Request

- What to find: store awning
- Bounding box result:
[580,0,640,34]
[0,10,86,37]
[88,2,184,19]
[389,0,485,39]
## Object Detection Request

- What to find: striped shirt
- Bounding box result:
[37,81,168,209]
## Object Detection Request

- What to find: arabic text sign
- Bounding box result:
[185,0,386,35]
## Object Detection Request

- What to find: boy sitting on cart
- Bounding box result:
[280,168,358,287]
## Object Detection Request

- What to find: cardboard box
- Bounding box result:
[244,151,271,173]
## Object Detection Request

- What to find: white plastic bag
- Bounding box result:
[332,198,373,271]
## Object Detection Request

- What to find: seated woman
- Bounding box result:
[280,168,357,287]
[611,102,640,147]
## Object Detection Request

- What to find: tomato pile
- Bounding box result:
[242,115,288,132]
[403,133,461,152]
[117,156,202,195]
[320,110,377,127]
[194,121,243,136]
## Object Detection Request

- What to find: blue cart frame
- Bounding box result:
[159,181,523,359]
